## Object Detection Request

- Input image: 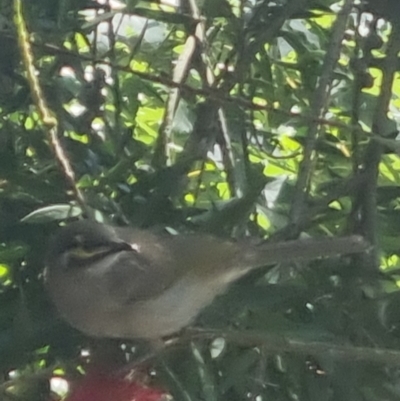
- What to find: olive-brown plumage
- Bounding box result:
[45,220,368,340]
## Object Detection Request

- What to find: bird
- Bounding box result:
[45,220,368,340]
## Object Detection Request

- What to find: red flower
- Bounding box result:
[64,370,169,401]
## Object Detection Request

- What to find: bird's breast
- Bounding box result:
[118,273,232,339]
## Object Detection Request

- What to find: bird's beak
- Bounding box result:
[110,241,138,253]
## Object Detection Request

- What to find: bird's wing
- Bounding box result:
[104,229,245,306]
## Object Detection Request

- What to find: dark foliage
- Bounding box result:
[1,0,400,400]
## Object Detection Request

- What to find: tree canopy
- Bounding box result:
[1,0,400,400]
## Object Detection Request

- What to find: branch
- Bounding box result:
[352,23,400,270]
[187,328,400,366]
[289,0,355,229]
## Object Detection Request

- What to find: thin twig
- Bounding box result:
[15,36,372,136]
[13,0,91,218]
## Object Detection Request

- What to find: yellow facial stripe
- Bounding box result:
[68,245,111,259]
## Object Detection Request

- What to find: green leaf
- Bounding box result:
[21,205,82,223]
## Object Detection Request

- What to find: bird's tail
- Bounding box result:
[241,235,369,270]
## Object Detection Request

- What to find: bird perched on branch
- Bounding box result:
[45,220,368,340]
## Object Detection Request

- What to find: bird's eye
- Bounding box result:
[67,235,111,259]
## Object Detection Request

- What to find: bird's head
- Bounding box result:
[46,220,133,270]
